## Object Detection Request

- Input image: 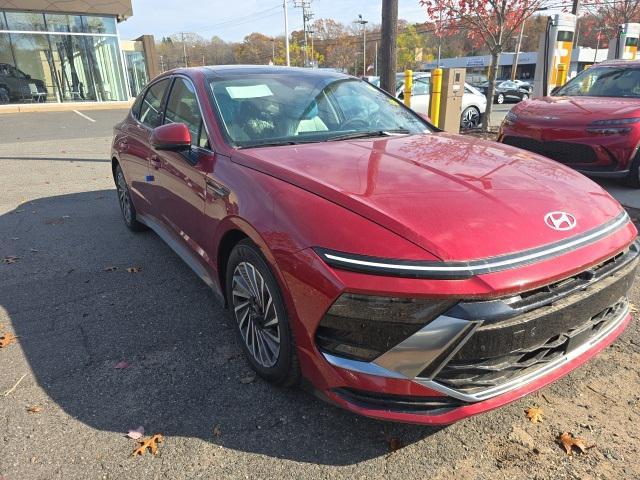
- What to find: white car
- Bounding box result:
[371,73,487,130]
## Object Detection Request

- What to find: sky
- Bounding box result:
[117,0,428,42]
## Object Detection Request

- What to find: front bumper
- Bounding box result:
[284,222,638,424]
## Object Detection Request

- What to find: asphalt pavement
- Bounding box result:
[0,108,639,480]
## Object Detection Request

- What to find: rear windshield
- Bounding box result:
[554,66,640,98]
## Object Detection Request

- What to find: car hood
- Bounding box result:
[232,133,624,261]
[514,96,640,125]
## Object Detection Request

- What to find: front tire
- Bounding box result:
[496,93,505,104]
[114,164,146,232]
[521,93,529,101]
[226,239,299,386]
[627,154,640,188]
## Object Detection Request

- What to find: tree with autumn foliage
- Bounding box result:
[419,0,547,131]
[584,0,640,38]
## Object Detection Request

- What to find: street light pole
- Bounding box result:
[356,14,368,76]
[283,0,290,66]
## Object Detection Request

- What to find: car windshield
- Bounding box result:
[555,66,640,98]
[208,73,429,148]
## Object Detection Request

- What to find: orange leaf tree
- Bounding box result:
[585,0,640,38]
[419,0,547,130]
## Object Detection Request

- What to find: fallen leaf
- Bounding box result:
[0,332,18,348]
[630,303,638,315]
[29,248,38,253]
[45,217,65,225]
[27,406,42,414]
[525,406,544,423]
[104,266,118,272]
[559,432,590,455]
[127,426,145,440]
[240,374,255,384]
[212,425,221,437]
[132,434,164,456]
[126,266,142,273]
[387,437,403,453]
[114,360,129,369]
[2,256,19,264]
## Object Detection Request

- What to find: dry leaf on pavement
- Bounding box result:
[240,374,255,384]
[132,434,164,456]
[525,406,544,423]
[104,266,118,272]
[27,406,42,414]
[114,360,129,369]
[387,437,403,453]
[559,432,590,455]
[126,426,145,440]
[0,332,18,348]
[630,303,638,315]
[126,266,142,273]
[213,425,221,437]
[2,256,19,264]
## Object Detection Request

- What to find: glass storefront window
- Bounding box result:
[6,33,57,103]
[4,11,46,31]
[83,16,117,35]
[44,14,83,33]
[0,10,128,104]
[125,48,148,97]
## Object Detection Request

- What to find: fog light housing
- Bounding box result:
[315,293,455,362]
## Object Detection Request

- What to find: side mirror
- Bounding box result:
[150,123,191,151]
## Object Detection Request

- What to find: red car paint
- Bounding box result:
[112,66,637,425]
[499,60,640,181]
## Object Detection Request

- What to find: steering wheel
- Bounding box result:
[340,117,369,130]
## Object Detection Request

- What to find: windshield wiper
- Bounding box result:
[238,140,304,149]
[325,129,411,142]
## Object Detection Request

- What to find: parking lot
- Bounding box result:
[0,108,639,480]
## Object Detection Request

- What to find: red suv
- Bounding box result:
[112,66,638,425]
[499,60,640,187]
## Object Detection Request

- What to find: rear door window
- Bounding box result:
[139,79,169,129]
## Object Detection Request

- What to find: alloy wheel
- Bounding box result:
[461,107,480,129]
[232,261,281,368]
[521,93,528,101]
[497,94,504,104]
[116,170,132,224]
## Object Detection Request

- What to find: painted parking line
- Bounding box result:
[73,110,96,123]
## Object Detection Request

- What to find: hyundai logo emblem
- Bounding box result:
[544,211,577,231]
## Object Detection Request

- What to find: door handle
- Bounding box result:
[149,155,161,169]
[205,180,230,199]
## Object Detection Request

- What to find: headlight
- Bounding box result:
[502,111,518,126]
[587,117,640,134]
[315,293,454,362]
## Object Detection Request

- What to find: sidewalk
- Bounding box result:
[0,100,133,114]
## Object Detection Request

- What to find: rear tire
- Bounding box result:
[626,154,640,188]
[496,93,505,104]
[521,93,529,101]
[114,164,146,232]
[460,106,481,130]
[226,239,300,387]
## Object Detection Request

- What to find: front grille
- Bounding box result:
[332,387,466,414]
[434,299,628,393]
[503,135,598,164]
[430,244,638,394]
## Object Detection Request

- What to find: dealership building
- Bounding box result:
[0,0,158,105]
[421,47,609,82]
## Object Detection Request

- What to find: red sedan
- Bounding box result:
[111,66,638,424]
[499,60,640,187]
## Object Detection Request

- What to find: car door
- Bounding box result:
[409,77,430,115]
[153,76,213,261]
[119,78,171,218]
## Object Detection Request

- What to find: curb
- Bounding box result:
[0,100,133,114]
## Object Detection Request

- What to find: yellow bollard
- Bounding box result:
[430,68,443,128]
[404,70,413,108]
[557,63,568,87]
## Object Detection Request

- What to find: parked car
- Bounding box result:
[499,60,640,187]
[0,63,47,103]
[112,66,638,425]
[478,80,531,104]
[371,73,487,129]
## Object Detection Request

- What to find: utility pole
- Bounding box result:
[379,0,398,94]
[356,14,368,76]
[283,0,290,66]
[374,41,378,76]
[178,32,190,67]
[294,0,313,66]
[511,22,525,81]
[160,55,165,72]
[572,0,580,47]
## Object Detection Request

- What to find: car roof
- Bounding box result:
[595,59,640,68]
[203,65,351,80]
